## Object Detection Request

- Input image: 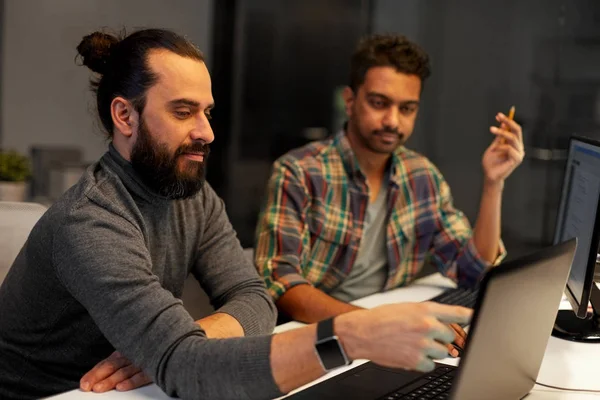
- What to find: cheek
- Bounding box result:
[403,113,418,130]
[158,122,189,150]
[357,107,382,130]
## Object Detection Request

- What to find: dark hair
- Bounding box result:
[76,28,204,136]
[349,34,431,92]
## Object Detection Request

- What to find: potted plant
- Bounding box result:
[0,149,31,202]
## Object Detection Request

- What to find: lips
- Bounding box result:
[374,131,404,143]
[182,152,205,162]
[376,133,400,144]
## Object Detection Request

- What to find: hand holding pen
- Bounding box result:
[481,106,525,184]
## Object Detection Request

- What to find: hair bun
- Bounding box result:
[76,32,119,75]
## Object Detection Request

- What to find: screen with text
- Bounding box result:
[555,140,600,302]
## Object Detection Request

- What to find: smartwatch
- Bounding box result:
[314,317,351,371]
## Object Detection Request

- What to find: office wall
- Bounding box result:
[1,0,213,162]
[372,0,544,220]
[372,0,600,253]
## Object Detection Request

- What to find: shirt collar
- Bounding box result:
[100,143,171,205]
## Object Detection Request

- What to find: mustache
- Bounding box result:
[373,129,404,139]
[176,142,211,158]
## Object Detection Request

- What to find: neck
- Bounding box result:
[346,131,390,180]
[112,133,133,162]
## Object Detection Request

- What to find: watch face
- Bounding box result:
[315,337,348,370]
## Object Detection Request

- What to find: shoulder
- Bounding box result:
[396,147,445,184]
[273,137,341,179]
[44,162,143,243]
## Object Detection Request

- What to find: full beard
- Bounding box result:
[130,120,210,199]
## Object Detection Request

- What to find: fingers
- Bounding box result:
[80,351,129,392]
[449,323,467,348]
[425,318,456,344]
[416,341,449,372]
[91,364,143,393]
[446,342,460,358]
[116,371,153,391]
[415,356,436,373]
[495,112,523,142]
[489,126,522,151]
[493,144,524,164]
[423,302,473,326]
[423,339,451,360]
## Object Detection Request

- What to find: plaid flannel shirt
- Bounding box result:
[255,132,506,301]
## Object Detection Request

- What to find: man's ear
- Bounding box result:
[111,97,139,138]
[342,86,355,118]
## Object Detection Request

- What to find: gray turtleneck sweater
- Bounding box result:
[0,145,281,400]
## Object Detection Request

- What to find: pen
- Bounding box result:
[500,106,515,144]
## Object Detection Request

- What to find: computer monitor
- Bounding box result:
[552,135,600,342]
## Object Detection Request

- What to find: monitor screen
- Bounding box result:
[554,137,600,306]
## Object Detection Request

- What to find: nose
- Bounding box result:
[382,107,400,131]
[189,116,214,144]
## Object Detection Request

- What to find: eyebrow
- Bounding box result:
[167,98,215,110]
[366,92,420,107]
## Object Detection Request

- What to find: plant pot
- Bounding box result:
[0,181,28,202]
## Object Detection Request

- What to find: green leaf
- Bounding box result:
[0,150,31,182]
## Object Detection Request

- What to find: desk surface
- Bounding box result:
[50,274,600,400]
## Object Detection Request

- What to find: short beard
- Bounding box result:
[349,114,405,155]
[130,119,210,199]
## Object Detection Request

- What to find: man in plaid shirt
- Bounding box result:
[254,34,524,324]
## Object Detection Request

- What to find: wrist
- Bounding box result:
[482,179,504,194]
[334,311,367,361]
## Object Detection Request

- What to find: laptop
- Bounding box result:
[287,239,577,400]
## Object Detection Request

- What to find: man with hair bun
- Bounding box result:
[0,28,472,400]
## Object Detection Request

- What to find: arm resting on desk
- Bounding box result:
[197,312,244,338]
[277,284,361,323]
[81,312,245,393]
[56,207,279,399]
[193,183,277,336]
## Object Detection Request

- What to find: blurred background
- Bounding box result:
[1,0,599,261]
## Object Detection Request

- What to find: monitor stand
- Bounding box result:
[552,283,600,342]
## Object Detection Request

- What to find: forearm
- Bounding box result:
[473,181,504,263]
[271,309,367,393]
[276,284,361,323]
[197,313,244,338]
[270,324,324,392]
[164,312,353,398]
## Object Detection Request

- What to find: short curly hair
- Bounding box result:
[349,34,431,91]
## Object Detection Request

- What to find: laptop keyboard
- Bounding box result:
[428,287,479,309]
[378,365,456,400]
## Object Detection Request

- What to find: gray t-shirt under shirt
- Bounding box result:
[329,184,388,302]
[0,145,281,400]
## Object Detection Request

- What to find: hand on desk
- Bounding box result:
[79,313,243,392]
[80,351,151,393]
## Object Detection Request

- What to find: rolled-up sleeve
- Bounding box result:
[430,177,507,288]
[254,159,313,301]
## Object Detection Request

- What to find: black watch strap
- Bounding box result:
[315,318,351,371]
[317,316,335,341]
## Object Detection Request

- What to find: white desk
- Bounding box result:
[50,273,600,400]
